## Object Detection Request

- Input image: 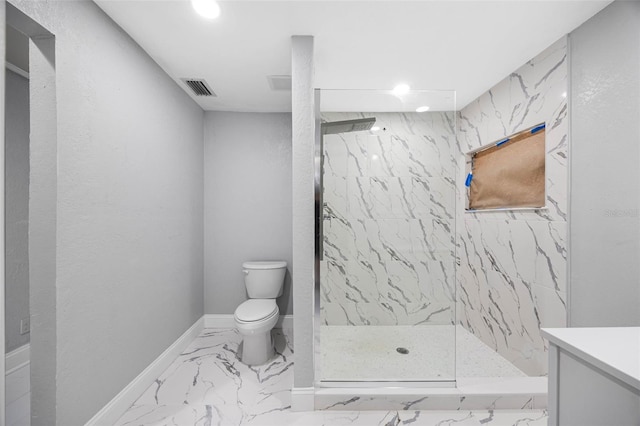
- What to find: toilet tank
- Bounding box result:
[243,261,287,298]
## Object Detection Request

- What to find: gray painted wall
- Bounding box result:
[9,1,205,424]
[569,0,640,327]
[5,69,30,353]
[204,112,292,315]
[0,2,7,419]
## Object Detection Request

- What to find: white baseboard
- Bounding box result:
[277,314,293,329]
[291,387,315,412]
[6,344,30,375]
[85,316,204,426]
[204,314,236,328]
[204,314,293,329]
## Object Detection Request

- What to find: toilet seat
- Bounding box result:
[234,299,278,323]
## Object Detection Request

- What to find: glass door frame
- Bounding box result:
[313,88,458,388]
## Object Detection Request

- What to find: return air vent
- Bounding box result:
[181,78,216,97]
[267,75,292,91]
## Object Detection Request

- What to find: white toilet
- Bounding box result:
[234,260,286,365]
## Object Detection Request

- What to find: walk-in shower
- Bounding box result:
[313,89,534,392]
[314,90,460,385]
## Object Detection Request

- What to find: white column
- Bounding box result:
[291,35,315,411]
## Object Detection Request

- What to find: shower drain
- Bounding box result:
[396,347,409,355]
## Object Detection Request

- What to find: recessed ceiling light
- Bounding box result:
[392,84,410,96]
[371,126,380,131]
[416,106,430,112]
[191,0,221,19]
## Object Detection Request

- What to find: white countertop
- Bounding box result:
[541,327,640,391]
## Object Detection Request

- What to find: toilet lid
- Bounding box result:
[235,299,278,322]
[242,261,287,270]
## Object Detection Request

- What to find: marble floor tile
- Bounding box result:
[116,328,546,426]
[397,410,548,425]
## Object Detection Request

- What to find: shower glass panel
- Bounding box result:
[315,89,457,384]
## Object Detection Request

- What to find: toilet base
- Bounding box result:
[240,330,275,366]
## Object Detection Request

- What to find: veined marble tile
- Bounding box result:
[508,45,567,135]
[458,37,568,223]
[116,328,547,426]
[344,133,370,178]
[130,329,293,420]
[457,218,567,375]
[367,134,436,179]
[365,119,456,180]
[346,175,456,223]
[115,404,222,426]
[411,176,455,221]
[320,252,455,326]
[323,176,348,222]
[410,218,455,254]
[346,176,414,220]
[323,218,354,264]
[320,258,392,326]
[345,177,372,220]
[316,395,537,412]
[409,253,456,324]
[456,37,568,376]
[117,404,547,426]
[369,177,414,218]
[397,410,548,425]
[320,259,386,326]
[322,111,455,140]
[323,133,349,178]
[457,39,566,152]
[245,410,401,426]
[349,219,413,262]
[533,285,566,329]
[321,111,457,328]
[531,221,567,293]
[323,131,369,178]
[321,261,377,310]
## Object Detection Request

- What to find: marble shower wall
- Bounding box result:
[457,37,569,376]
[320,111,457,326]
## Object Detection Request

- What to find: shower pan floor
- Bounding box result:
[319,325,526,382]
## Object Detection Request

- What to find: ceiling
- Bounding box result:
[95,0,611,112]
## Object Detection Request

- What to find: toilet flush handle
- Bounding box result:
[243,269,249,275]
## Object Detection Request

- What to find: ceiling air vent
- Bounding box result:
[181,78,216,97]
[267,75,292,91]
